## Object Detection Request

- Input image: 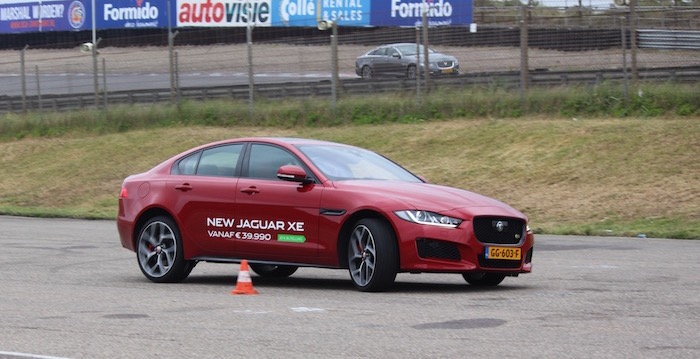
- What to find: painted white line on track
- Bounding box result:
[0,351,72,359]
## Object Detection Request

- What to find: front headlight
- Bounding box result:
[395,210,462,228]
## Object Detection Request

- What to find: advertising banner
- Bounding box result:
[273,0,370,27]
[176,0,272,27]
[0,0,470,33]
[0,0,91,33]
[369,0,471,27]
[97,0,171,29]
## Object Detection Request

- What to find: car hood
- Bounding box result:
[427,53,457,62]
[332,180,525,219]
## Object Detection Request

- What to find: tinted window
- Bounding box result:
[196,144,243,177]
[369,48,386,56]
[247,144,301,180]
[174,152,201,175]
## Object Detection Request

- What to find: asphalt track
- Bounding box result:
[0,71,359,97]
[1,216,699,358]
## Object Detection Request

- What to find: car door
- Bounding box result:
[368,47,391,76]
[167,143,243,256]
[234,143,322,261]
[384,46,405,76]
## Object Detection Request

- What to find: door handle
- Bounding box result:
[175,183,193,192]
[240,187,260,195]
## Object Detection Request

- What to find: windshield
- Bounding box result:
[296,144,423,182]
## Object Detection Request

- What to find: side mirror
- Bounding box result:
[277,165,313,184]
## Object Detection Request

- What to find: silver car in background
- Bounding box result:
[355,43,460,80]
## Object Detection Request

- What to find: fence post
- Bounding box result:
[629,0,638,88]
[318,19,338,112]
[422,8,430,93]
[331,22,339,112]
[520,6,529,108]
[92,39,100,109]
[621,17,629,102]
[21,45,28,113]
[415,27,422,106]
[35,65,42,112]
[168,0,179,105]
[102,57,108,110]
[247,22,254,117]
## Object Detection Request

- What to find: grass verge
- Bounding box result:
[0,84,698,239]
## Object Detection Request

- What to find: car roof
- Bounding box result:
[380,43,416,47]
[198,137,351,149]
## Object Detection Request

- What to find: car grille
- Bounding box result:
[416,239,461,261]
[437,61,454,68]
[473,217,525,245]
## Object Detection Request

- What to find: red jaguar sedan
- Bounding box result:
[117,137,534,291]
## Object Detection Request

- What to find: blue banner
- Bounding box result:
[271,0,370,27]
[0,0,91,33]
[97,0,171,29]
[369,0,471,27]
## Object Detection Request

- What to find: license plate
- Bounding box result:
[485,246,521,260]
[441,68,453,74]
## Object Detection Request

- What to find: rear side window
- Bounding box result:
[175,152,200,175]
[172,144,243,177]
[369,48,386,56]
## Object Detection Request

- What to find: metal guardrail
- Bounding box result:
[638,29,700,50]
[3,66,700,114]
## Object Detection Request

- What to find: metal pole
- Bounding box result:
[247,23,254,116]
[102,57,108,109]
[91,0,99,108]
[621,17,628,102]
[168,0,179,104]
[21,45,28,113]
[629,0,638,88]
[35,65,42,112]
[415,27,421,106]
[519,6,529,108]
[422,8,430,93]
[175,51,180,104]
[331,22,338,112]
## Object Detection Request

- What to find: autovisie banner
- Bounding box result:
[0,0,471,33]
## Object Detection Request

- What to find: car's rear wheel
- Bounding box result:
[347,218,398,292]
[249,264,298,278]
[462,272,506,287]
[361,65,373,79]
[136,216,194,283]
[406,65,417,80]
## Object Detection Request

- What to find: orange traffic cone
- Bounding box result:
[231,259,258,295]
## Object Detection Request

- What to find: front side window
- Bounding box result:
[247,144,301,180]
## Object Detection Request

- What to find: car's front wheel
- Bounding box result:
[136,216,194,283]
[361,65,373,80]
[347,218,398,292]
[249,264,298,278]
[462,272,506,287]
[406,65,417,80]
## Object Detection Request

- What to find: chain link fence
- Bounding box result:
[1,6,699,113]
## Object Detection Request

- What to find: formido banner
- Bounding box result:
[0,0,471,33]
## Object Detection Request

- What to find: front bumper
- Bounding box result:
[395,216,534,274]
